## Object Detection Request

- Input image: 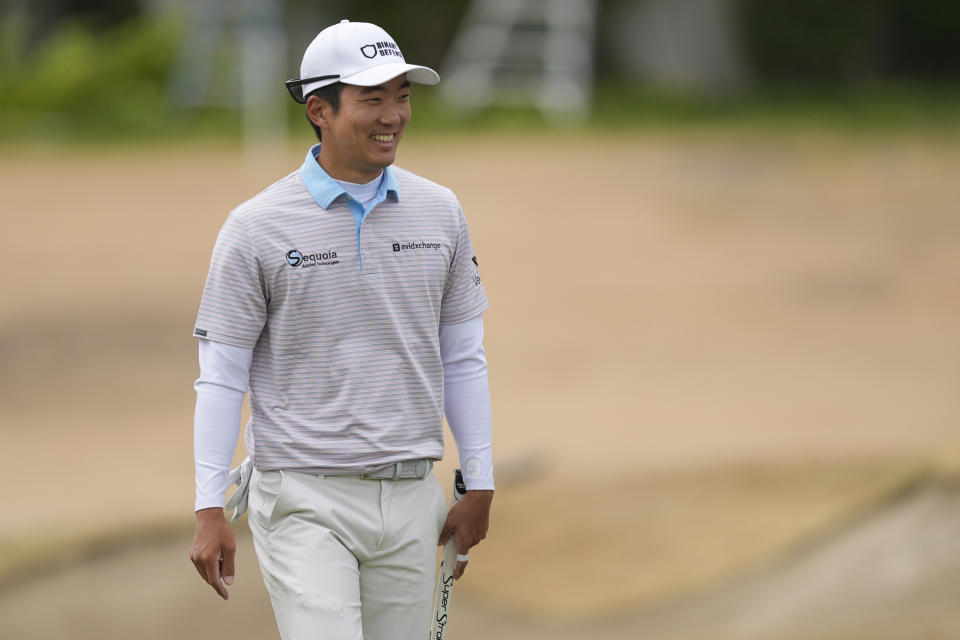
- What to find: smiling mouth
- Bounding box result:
[371,134,395,143]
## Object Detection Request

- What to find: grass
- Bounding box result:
[0,518,194,592]
[2,16,960,145]
[3,73,960,147]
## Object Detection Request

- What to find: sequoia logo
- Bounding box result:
[285,248,339,268]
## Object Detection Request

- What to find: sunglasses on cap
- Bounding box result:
[285,75,339,104]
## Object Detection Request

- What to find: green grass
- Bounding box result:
[406,81,960,136]
[0,518,194,590]
[2,16,960,145]
[6,81,959,147]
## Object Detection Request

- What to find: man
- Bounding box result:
[188,20,494,640]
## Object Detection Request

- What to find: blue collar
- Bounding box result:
[299,143,399,210]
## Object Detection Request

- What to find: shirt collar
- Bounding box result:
[300,143,400,209]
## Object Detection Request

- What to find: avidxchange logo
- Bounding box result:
[392,241,442,252]
[285,248,339,268]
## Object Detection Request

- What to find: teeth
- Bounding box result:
[372,134,394,143]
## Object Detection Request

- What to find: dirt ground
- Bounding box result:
[5,476,960,640]
[1,131,960,636]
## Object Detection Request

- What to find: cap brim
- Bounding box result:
[341,63,440,87]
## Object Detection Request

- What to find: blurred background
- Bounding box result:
[1,1,959,639]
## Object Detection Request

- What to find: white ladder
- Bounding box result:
[440,0,598,121]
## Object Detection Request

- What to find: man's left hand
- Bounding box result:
[438,489,493,580]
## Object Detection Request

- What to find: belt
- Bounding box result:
[362,458,433,480]
[224,457,433,523]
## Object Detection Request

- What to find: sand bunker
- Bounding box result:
[3,475,960,640]
[1,133,959,637]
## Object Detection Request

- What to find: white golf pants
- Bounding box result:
[248,467,448,640]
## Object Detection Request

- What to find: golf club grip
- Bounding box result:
[429,469,466,640]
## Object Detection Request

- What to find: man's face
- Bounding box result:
[316,74,411,182]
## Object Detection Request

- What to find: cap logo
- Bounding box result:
[359,41,403,60]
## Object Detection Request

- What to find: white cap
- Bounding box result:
[294,20,439,99]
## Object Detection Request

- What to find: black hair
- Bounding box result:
[304,82,344,142]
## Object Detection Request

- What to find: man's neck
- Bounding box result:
[315,153,381,184]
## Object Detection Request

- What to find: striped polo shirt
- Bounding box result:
[194,145,488,473]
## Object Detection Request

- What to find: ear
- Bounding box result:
[306,95,331,130]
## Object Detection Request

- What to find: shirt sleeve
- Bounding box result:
[439,205,488,325]
[439,315,494,490]
[193,213,268,348]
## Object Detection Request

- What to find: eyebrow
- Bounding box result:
[359,80,411,95]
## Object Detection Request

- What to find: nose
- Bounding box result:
[379,102,408,127]
[379,109,401,127]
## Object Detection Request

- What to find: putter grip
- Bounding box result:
[429,469,466,640]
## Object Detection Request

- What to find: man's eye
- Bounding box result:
[366,98,382,104]
[400,94,411,100]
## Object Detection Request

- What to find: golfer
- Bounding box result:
[188,20,494,640]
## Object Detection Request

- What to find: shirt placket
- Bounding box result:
[354,203,379,275]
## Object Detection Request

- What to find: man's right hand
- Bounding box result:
[190,507,236,600]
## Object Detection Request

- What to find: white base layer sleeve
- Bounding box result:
[194,340,251,511]
[439,315,494,490]
[194,315,494,510]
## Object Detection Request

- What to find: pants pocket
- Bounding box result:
[433,473,449,536]
[249,468,287,531]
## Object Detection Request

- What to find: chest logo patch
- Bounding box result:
[391,241,442,252]
[285,248,339,268]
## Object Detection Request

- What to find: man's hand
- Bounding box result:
[190,507,236,600]
[438,490,493,580]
